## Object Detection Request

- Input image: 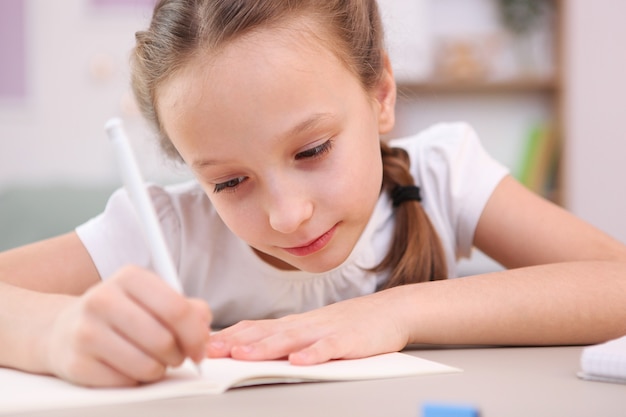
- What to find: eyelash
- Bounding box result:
[295,139,333,160]
[213,176,247,194]
[212,140,333,194]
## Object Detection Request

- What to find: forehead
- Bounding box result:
[155,19,367,149]
[156,14,360,108]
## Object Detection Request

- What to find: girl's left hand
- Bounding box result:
[206,289,409,364]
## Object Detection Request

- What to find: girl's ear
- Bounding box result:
[374,53,397,135]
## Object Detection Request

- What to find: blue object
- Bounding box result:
[422,402,479,417]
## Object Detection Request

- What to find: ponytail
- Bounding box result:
[372,142,448,289]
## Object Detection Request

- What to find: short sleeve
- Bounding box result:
[390,123,508,273]
[75,184,182,280]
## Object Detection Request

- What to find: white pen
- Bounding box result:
[104,117,202,375]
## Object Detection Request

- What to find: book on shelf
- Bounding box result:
[578,334,626,384]
[0,352,461,415]
[516,123,560,200]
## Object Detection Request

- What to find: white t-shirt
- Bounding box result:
[76,122,508,328]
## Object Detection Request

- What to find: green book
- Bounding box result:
[517,124,558,197]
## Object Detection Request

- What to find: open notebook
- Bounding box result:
[0,352,460,414]
[578,334,626,384]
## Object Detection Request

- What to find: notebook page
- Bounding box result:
[0,352,460,415]
[579,335,626,383]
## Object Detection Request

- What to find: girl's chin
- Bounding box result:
[252,247,348,273]
[285,252,350,274]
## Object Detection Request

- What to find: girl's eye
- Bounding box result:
[213,176,247,193]
[295,140,333,160]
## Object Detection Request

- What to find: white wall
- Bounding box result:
[564,0,626,243]
[0,0,191,189]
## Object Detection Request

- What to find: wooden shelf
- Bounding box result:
[393,0,564,205]
[398,77,558,95]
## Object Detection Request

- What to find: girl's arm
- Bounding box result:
[474,176,626,269]
[0,232,211,386]
[207,176,626,363]
[0,232,100,295]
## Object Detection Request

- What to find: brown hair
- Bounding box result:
[131,0,448,288]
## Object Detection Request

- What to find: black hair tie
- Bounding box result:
[391,185,422,207]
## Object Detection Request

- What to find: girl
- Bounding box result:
[2,0,626,387]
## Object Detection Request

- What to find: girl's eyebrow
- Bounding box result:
[282,112,335,139]
[191,112,335,168]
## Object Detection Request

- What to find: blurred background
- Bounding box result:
[1,0,625,273]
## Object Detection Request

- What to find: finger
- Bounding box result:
[59,355,138,388]
[288,335,350,365]
[112,267,211,361]
[102,289,186,367]
[107,296,212,365]
[206,320,279,357]
[59,317,167,386]
[96,326,168,383]
[187,298,212,361]
[207,319,302,360]
[149,297,211,362]
[205,335,230,358]
[81,273,186,367]
[229,327,319,361]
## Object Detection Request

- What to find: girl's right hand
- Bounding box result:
[39,265,211,387]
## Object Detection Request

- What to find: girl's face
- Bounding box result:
[157,22,396,273]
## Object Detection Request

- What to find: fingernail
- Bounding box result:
[238,345,254,354]
[289,351,310,364]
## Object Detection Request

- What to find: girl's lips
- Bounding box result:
[283,224,338,257]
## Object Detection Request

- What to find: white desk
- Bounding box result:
[15,346,626,417]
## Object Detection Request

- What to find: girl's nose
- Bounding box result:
[267,189,314,234]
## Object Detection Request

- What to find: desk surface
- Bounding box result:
[16,346,626,417]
